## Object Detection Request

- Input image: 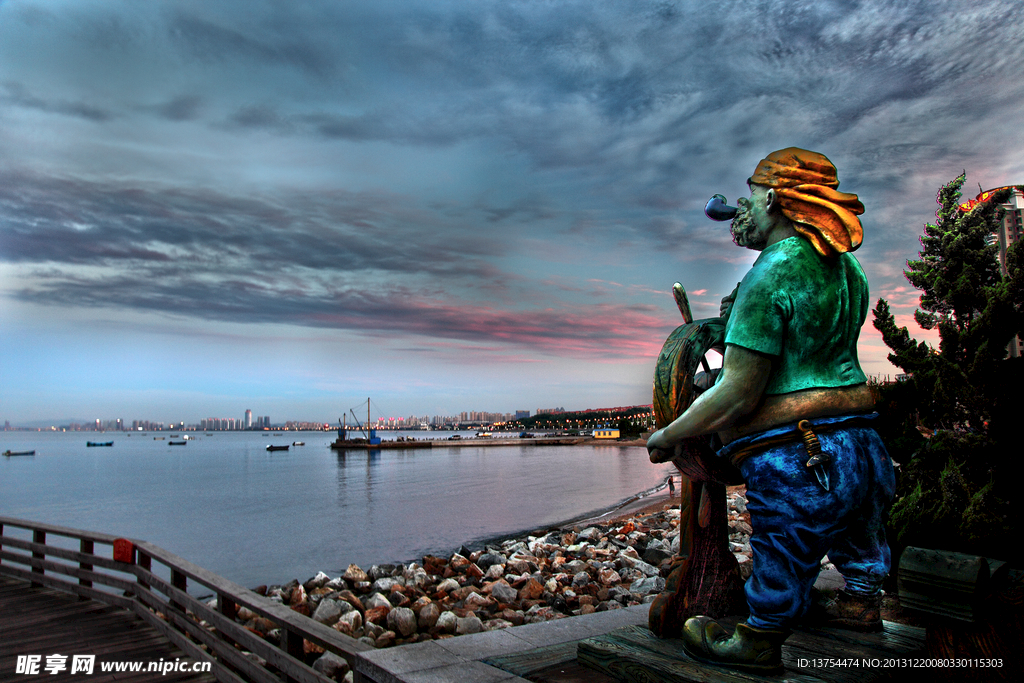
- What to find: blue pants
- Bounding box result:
[718,414,896,630]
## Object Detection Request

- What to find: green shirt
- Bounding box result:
[723,236,869,395]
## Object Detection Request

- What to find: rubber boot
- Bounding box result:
[681,616,789,675]
[810,589,882,632]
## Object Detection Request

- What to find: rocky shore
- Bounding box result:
[208,487,753,680]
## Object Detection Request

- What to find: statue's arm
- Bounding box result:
[647,344,771,463]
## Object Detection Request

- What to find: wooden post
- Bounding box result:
[79,539,94,601]
[137,550,152,591]
[170,568,187,615]
[31,529,45,586]
[217,592,238,650]
[283,628,304,661]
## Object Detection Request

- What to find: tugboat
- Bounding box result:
[330,399,431,450]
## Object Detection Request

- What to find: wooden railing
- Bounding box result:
[0,516,372,683]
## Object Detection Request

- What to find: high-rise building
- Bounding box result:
[997,188,1023,357]
[961,185,1023,357]
[245,409,252,429]
[984,186,1024,274]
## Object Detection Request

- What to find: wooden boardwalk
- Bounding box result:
[1,515,370,683]
[0,576,217,682]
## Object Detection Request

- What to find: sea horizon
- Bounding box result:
[1,430,673,593]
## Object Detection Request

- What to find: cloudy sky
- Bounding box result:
[2,0,1022,426]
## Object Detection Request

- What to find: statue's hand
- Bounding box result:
[719,283,740,321]
[647,429,673,463]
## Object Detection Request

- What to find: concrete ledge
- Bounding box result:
[354,604,649,683]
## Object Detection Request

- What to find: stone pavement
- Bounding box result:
[353,603,649,683]
[353,568,847,683]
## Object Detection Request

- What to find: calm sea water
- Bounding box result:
[0,431,672,591]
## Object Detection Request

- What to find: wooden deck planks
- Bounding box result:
[0,576,217,683]
[576,622,927,683]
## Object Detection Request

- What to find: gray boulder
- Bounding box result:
[312,652,349,681]
[312,598,343,626]
[387,606,417,637]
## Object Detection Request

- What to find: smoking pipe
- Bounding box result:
[704,194,738,221]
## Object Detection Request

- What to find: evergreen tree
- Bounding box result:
[872,173,1023,555]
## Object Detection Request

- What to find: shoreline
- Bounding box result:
[227,479,707,656]
[440,474,678,559]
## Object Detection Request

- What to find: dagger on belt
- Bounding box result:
[797,420,831,491]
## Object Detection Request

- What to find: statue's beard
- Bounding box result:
[730,210,767,250]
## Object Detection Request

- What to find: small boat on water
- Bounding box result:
[168,440,187,446]
[292,441,305,446]
[86,441,113,447]
[3,450,35,456]
[266,445,290,452]
[154,437,165,440]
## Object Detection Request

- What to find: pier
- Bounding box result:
[0,516,370,683]
[1,514,931,683]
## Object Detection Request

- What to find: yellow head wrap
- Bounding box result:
[749,147,864,257]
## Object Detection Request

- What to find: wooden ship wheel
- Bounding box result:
[647,283,748,638]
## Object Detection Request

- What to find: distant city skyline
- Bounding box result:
[3,2,1023,424]
[3,403,639,431]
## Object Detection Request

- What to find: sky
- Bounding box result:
[2,0,1023,427]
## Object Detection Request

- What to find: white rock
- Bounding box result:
[336,609,363,634]
[618,546,641,560]
[325,577,347,591]
[307,571,331,589]
[371,577,403,594]
[436,610,458,634]
[363,592,393,611]
[629,576,666,595]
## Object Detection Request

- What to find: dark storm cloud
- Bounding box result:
[0,171,495,279]
[12,268,667,360]
[4,0,1024,362]
[0,168,668,358]
[0,82,113,122]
